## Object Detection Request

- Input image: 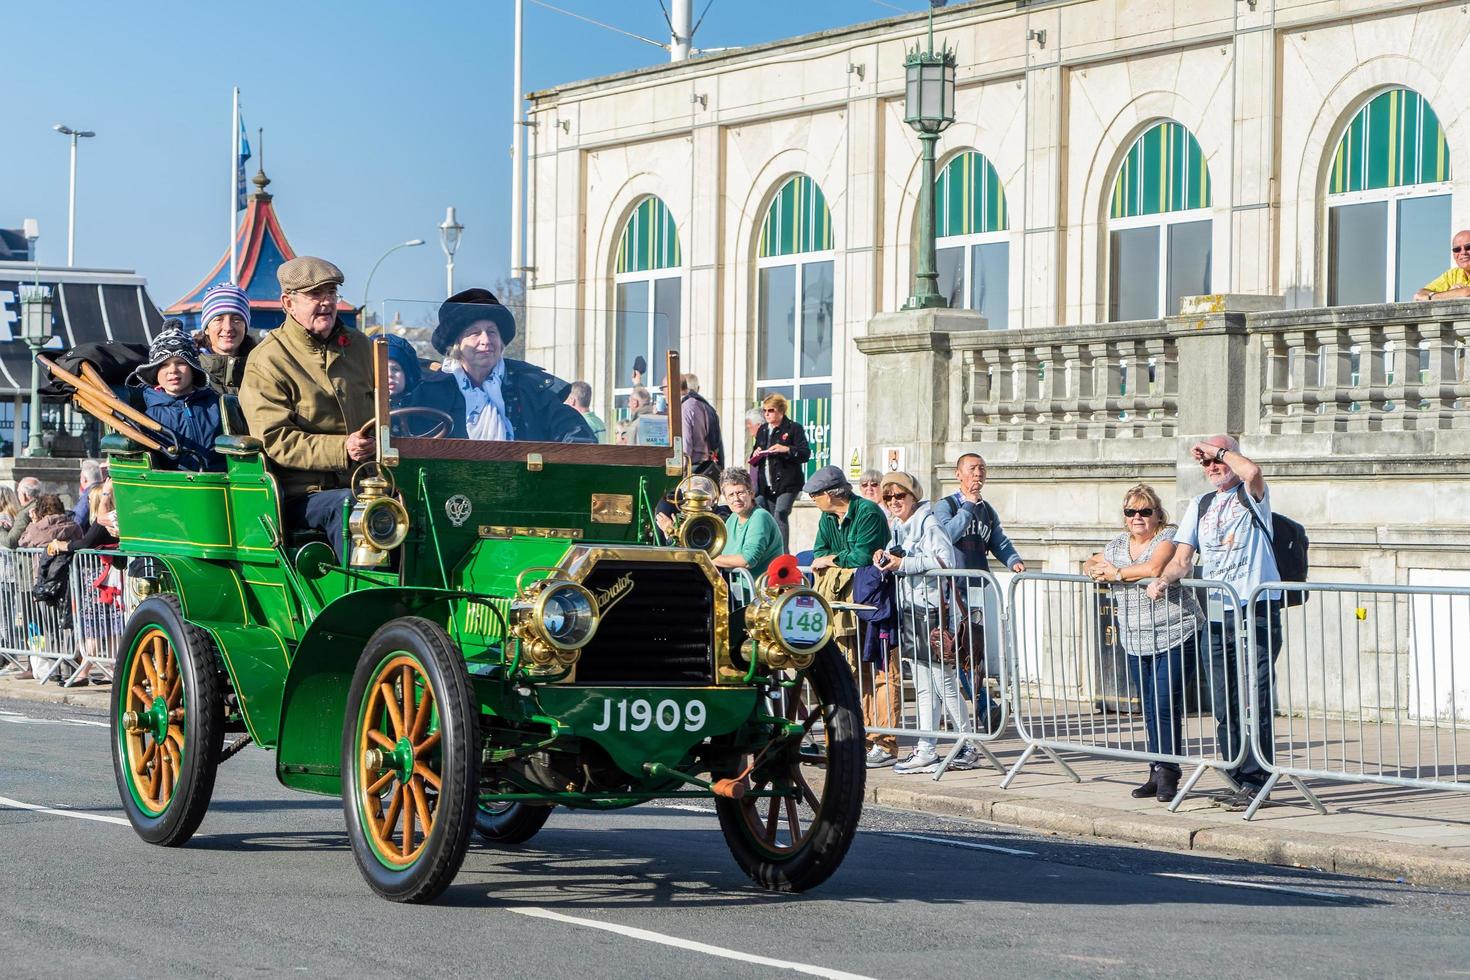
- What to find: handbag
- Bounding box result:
[925,563,969,667]
[32,576,66,605]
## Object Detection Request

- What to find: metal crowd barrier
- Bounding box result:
[1243,581,1470,820]
[836,569,1009,780]
[1002,571,1248,808]
[0,547,131,688]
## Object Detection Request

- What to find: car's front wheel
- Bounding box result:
[342,617,478,903]
[715,641,865,892]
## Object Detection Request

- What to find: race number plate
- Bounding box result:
[590,697,707,734]
[781,594,827,648]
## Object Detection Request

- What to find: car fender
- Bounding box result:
[274,588,460,796]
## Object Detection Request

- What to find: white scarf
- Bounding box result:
[451,361,514,441]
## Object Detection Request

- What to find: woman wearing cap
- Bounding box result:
[410,288,593,443]
[130,324,224,472]
[873,471,981,774]
[193,283,257,394]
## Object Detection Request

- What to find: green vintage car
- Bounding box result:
[102,343,864,902]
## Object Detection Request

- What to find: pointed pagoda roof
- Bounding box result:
[166,168,356,333]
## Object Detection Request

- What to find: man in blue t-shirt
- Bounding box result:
[1149,435,1282,810]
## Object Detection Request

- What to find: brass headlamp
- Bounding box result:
[744,579,833,671]
[348,474,410,568]
[509,575,601,671]
[674,475,727,557]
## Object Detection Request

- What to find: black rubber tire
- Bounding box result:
[110,595,224,846]
[342,617,479,903]
[715,641,866,892]
[474,802,554,844]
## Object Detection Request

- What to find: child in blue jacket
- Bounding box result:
[130,323,225,472]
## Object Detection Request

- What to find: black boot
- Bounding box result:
[1130,765,1158,799]
[1155,767,1180,803]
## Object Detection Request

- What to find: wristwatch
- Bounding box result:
[1214,446,1228,463]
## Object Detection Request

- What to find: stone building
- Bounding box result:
[523,0,1470,597]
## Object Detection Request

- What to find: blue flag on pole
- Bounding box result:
[236,116,252,211]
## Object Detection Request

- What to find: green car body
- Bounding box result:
[106,420,865,901]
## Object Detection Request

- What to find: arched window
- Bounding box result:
[935,150,1009,328]
[614,196,681,406]
[1107,121,1213,320]
[757,175,834,476]
[1327,88,1452,305]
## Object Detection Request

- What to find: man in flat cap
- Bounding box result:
[409,287,593,442]
[239,256,376,558]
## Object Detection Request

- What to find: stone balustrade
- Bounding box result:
[1253,302,1470,435]
[954,321,1181,441]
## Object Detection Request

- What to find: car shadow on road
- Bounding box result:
[432,824,1393,910]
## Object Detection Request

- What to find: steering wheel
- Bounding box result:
[388,406,455,439]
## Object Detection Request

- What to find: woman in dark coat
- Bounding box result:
[408,288,593,443]
[749,392,811,545]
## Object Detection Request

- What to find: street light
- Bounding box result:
[53,124,96,267]
[19,285,54,457]
[361,239,426,333]
[900,16,956,311]
[439,207,464,297]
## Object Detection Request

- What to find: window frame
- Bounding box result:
[935,227,1011,328]
[1325,180,1453,305]
[755,246,836,401]
[1106,206,1213,320]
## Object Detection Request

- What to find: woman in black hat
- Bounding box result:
[409,289,593,443]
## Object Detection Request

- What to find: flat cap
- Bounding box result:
[802,464,850,496]
[278,256,345,293]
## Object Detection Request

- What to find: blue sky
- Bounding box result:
[5,0,923,321]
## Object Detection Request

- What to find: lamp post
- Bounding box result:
[439,207,464,297]
[900,18,956,311]
[19,285,54,457]
[52,124,96,266]
[361,239,425,333]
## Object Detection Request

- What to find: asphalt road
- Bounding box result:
[2,696,1467,979]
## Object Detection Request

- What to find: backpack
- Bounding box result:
[1196,485,1309,606]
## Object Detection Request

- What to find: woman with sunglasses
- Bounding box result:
[1084,484,1202,803]
[749,393,810,546]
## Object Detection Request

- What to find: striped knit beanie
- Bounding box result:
[200,282,251,330]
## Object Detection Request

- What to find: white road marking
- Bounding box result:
[883,831,1036,856]
[0,709,108,728]
[1155,872,1351,901]
[653,803,714,814]
[509,907,876,980]
[0,795,130,827]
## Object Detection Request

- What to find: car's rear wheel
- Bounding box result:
[715,641,865,892]
[110,595,223,846]
[474,800,554,844]
[342,617,478,903]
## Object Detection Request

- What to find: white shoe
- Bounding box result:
[949,745,982,770]
[865,745,897,768]
[893,749,939,774]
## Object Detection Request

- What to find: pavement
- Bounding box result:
[2,694,1467,977]
[6,672,1469,892]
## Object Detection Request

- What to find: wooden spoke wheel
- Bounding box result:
[715,641,865,892]
[343,617,478,903]
[474,799,554,845]
[110,595,223,846]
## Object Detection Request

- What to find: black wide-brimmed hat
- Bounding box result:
[130,320,207,389]
[432,288,516,355]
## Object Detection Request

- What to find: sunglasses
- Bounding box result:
[860,482,879,488]
[1123,507,1155,518]
[882,491,911,501]
[1454,245,1470,254]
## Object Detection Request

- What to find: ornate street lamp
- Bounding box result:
[439,206,464,297]
[19,285,54,457]
[901,16,956,311]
